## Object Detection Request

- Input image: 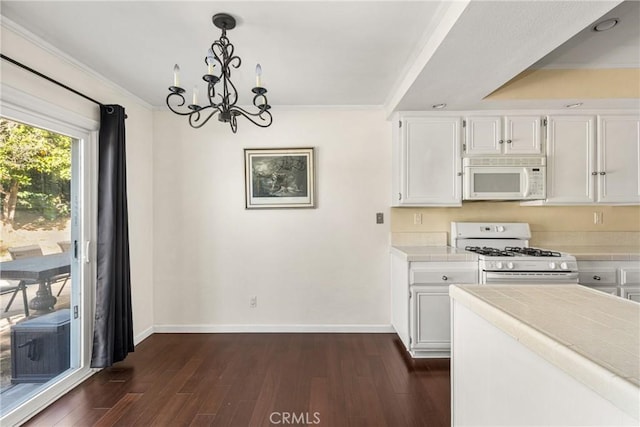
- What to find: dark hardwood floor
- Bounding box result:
[25,333,450,426]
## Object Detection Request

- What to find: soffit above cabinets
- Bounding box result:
[1,1,636,111]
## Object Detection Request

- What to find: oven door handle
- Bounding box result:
[484,272,579,284]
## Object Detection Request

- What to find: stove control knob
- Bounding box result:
[507,262,514,270]
[497,226,505,232]
[560,262,568,270]
[549,262,557,269]
[496,262,504,269]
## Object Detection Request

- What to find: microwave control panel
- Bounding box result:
[527,167,545,198]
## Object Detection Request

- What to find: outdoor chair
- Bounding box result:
[8,245,42,260]
[57,241,71,253]
[0,281,30,317]
[2,245,44,317]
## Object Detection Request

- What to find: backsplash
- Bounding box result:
[391,202,640,247]
[530,231,640,247]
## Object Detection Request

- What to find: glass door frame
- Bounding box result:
[0,85,98,426]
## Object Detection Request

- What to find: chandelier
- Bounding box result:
[166,13,272,132]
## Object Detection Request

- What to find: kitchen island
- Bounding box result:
[450,284,639,426]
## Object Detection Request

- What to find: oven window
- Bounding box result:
[474,173,520,192]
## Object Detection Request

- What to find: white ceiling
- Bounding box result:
[1,1,638,112]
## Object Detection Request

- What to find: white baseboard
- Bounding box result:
[153,324,395,333]
[134,326,155,345]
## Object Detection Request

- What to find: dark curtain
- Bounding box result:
[91,104,134,368]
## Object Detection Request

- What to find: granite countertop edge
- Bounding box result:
[390,246,478,262]
[449,285,640,421]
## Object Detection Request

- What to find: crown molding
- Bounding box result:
[1,16,153,110]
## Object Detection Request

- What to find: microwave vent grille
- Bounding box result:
[464,157,546,167]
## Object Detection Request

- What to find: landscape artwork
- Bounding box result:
[244,148,315,209]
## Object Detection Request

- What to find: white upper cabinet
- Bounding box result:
[465,115,543,156]
[597,115,640,204]
[392,115,462,206]
[546,115,596,204]
[545,114,640,205]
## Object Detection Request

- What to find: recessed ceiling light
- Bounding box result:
[565,102,583,109]
[592,18,619,32]
[432,103,447,109]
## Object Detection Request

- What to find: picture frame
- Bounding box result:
[244,147,315,209]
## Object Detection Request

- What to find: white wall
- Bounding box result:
[152,108,392,330]
[1,23,155,341]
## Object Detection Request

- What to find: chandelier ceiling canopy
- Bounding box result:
[166,13,272,133]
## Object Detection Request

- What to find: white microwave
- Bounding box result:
[463,157,546,201]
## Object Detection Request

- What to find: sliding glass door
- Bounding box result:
[0,94,97,425]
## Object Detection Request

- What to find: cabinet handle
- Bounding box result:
[457,172,462,176]
[398,192,402,201]
[498,140,504,144]
[506,139,512,144]
[591,172,598,176]
[600,172,606,176]
[593,275,601,281]
[442,275,448,281]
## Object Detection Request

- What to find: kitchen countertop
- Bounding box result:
[391,244,640,262]
[449,284,640,419]
[390,246,478,262]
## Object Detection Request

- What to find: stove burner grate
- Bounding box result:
[464,246,515,257]
[465,246,563,257]
[504,246,562,257]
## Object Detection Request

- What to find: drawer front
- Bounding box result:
[621,268,640,286]
[411,269,477,285]
[578,269,617,285]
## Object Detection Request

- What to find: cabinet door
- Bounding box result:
[620,287,640,303]
[597,115,640,204]
[504,116,543,155]
[464,116,502,155]
[410,286,451,350]
[399,117,462,206]
[620,267,640,286]
[546,116,596,204]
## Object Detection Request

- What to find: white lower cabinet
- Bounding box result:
[410,286,451,353]
[620,267,640,303]
[391,254,478,358]
[578,261,640,301]
[578,264,618,296]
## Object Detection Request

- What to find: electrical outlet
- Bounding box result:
[414,213,422,225]
[250,296,257,308]
[593,212,604,225]
[376,212,384,224]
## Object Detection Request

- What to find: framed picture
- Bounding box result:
[244,147,315,209]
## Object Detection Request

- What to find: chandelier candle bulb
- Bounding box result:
[192,86,198,105]
[255,63,262,88]
[173,64,180,87]
[207,49,215,75]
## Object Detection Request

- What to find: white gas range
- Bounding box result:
[451,222,579,284]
